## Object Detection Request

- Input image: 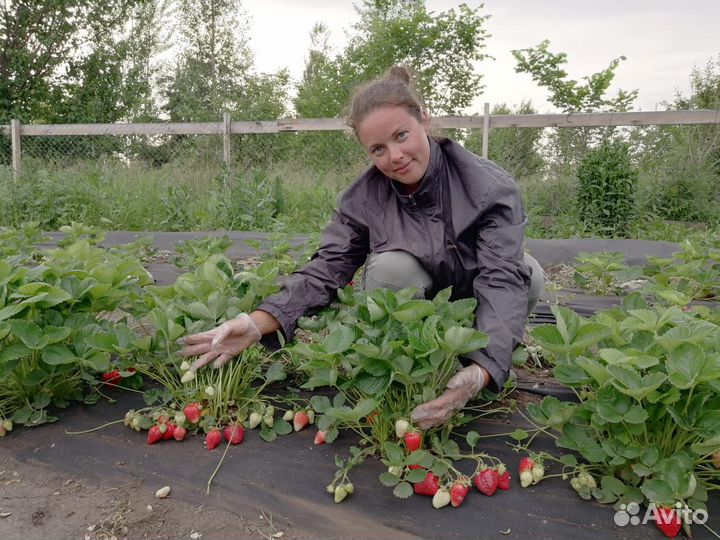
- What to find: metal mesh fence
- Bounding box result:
[0,129,10,168]
[1,119,718,233]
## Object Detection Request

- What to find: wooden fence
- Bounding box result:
[3,107,719,179]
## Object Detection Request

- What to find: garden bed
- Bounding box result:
[1,231,718,540]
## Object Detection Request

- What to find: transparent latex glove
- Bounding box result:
[410,364,487,429]
[179,313,262,371]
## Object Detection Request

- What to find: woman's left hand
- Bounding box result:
[410,364,488,429]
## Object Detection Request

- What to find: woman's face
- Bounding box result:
[356,105,430,192]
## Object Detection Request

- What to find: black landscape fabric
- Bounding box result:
[3,232,715,539]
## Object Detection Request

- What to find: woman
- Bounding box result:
[179,66,544,428]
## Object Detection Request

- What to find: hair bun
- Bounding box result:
[387,65,411,84]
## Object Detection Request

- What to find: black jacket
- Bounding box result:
[258,137,531,390]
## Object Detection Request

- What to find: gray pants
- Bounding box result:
[362,250,544,317]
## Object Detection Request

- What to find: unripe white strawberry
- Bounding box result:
[283,409,294,421]
[334,485,348,503]
[248,412,262,429]
[578,471,596,488]
[395,419,410,438]
[432,488,451,509]
[531,463,545,484]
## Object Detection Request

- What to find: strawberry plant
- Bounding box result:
[171,235,233,269]
[138,254,280,337]
[570,240,719,302]
[641,239,720,305]
[128,253,295,443]
[528,295,720,532]
[289,285,514,502]
[243,232,319,276]
[0,238,153,426]
[0,222,47,262]
[572,251,642,296]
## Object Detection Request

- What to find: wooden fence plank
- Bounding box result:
[20,122,224,136]
[489,110,720,128]
[7,109,720,138]
[11,119,21,178]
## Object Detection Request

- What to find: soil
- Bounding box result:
[0,454,301,540]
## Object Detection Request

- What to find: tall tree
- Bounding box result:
[512,39,637,113]
[122,0,176,121]
[295,0,491,118]
[162,0,252,121]
[512,40,639,173]
[295,23,341,118]
[163,0,289,122]
[0,0,142,124]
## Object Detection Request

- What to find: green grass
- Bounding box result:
[1,158,718,244]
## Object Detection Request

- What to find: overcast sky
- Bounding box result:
[241,0,719,114]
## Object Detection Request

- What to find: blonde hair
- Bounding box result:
[346,66,426,133]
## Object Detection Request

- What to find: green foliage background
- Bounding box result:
[0,2,718,239]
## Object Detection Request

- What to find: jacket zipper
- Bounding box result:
[408,194,435,268]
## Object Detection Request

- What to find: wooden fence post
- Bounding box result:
[11,119,21,179]
[223,111,231,165]
[482,103,490,159]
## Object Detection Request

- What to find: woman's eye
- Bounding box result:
[372,146,384,156]
[397,131,409,141]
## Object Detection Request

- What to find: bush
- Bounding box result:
[577,140,638,236]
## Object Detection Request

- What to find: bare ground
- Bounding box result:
[0,454,301,540]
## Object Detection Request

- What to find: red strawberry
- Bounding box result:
[146,425,163,445]
[408,464,424,470]
[293,410,309,432]
[518,456,534,488]
[474,468,499,496]
[183,403,202,424]
[162,422,176,440]
[101,370,121,388]
[497,470,511,490]
[403,430,422,453]
[450,477,471,507]
[413,472,440,496]
[223,424,244,445]
[173,425,187,441]
[314,429,327,445]
[653,506,682,538]
[205,428,222,450]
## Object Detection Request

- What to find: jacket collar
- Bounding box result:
[390,136,444,208]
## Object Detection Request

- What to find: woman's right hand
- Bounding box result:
[179,313,262,371]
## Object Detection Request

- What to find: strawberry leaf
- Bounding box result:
[510,428,530,441]
[431,461,449,476]
[406,468,429,483]
[392,481,413,499]
[379,472,400,487]
[325,427,339,443]
[383,442,404,464]
[465,430,480,448]
[259,426,277,442]
[310,395,331,413]
[273,421,292,435]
